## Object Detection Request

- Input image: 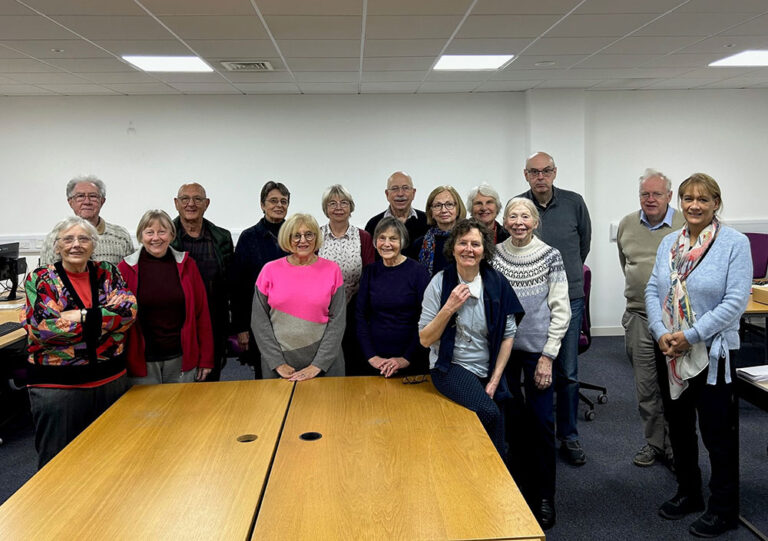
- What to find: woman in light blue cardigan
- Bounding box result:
[645,173,752,539]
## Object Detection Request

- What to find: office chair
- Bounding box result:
[577,265,607,421]
[740,233,768,362]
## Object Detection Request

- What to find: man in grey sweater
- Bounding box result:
[617,169,684,468]
[518,151,591,466]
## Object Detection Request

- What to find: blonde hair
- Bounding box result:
[278,213,323,253]
[136,209,175,243]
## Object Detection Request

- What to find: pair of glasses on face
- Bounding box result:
[327,200,350,209]
[292,232,316,242]
[525,168,555,177]
[640,192,666,200]
[57,235,93,246]
[178,196,206,205]
[387,185,412,194]
[69,193,102,202]
[266,197,289,206]
[431,202,456,211]
[402,375,428,385]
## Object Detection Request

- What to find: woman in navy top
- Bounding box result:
[356,217,430,377]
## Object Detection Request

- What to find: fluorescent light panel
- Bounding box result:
[434,55,513,71]
[123,55,213,72]
[709,50,768,67]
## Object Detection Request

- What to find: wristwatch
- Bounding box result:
[80,309,87,323]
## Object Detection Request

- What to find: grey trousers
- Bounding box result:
[622,309,671,456]
[29,374,129,469]
[128,356,197,386]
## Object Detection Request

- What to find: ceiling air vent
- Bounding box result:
[220,61,274,72]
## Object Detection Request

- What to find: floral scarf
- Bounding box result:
[662,217,720,399]
[418,227,450,276]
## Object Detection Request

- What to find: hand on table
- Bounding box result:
[379,357,410,378]
[275,364,296,379]
[289,365,322,381]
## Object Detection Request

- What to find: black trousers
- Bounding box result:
[656,346,739,519]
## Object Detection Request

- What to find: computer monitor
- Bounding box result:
[0,243,27,301]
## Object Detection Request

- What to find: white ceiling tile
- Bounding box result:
[675,0,768,13]
[277,39,359,57]
[104,83,180,94]
[679,35,768,53]
[361,71,426,82]
[366,16,462,39]
[218,71,295,83]
[95,39,190,56]
[45,58,136,72]
[0,15,80,39]
[513,54,589,68]
[601,36,703,54]
[575,54,660,69]
[591,78,658,89]
[367,0,471,16]
[152,72,227,83]
[36,83,118,94]
[547,14,661,37]
[364,39,445,57]
[75,71,158,83]
[536,79,604,88]
[417,81,480,92]
[702,76,768,88]
[0,46,27,59]
[473,0,582,15]
[257,0,362,16]
[160,16,267,40]
[169,82,241,93]
[23,0,143,15]
[474,80,540,91]
[235,82,301,93]
[140,0,256,16]
[4,72,93,84]
[0,2,36,15]
[426,71,493,82]
[642,53,726,68]
[0,59,58,72]
[523,37,616,55]
[52,16,172,40]
[676,67,759,78]
[0,84,55,94]
[360,81,419,93]
[445,38,531,54]
[457,15,561,38]
[0,75,18,83]
[718,13,768,36]
[645,78,723,89]
[293,71,359,82]
[186,39,278,57]
[574,0,684,14]
[0,39,113,59]
[634,12,759,36]
[298,82,358,93]
[265,16,361,39]
[286,57,358,70]
[364,57,434,70]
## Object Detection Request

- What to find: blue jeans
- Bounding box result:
[555,297,584,442]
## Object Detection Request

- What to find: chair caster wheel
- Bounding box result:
[584,410,595,421]
[597,394,608,404]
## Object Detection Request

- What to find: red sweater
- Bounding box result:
[118,247,214,376]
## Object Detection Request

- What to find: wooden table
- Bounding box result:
[0,380,294,540]
[0,305,24,349]
[252,377,544,541]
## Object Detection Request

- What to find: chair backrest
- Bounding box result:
[745,232,768,279]
[578,264,592,354]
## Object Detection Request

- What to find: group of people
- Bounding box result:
[20,151,752,538]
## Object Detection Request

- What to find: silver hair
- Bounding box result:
[321,184,356,218]
[66,175,106,199]
[503,197,540,225]
[466,183,502,219]
[373,216,409,249]
[638,168,672,192]
[48,216,99,262]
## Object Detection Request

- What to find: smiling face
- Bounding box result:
[141,219,173,258]
[680,185,719,235]
[639,176,672,225]
[290,224,317,258]
[67,181,104,223]
[375,226,402,263]
[385,172,415,213]
[55,225,95,272]
[471,194,499,227]
[504,204,538,247]
[431,190,458,230]
[453,227,484,271]
[261,188,289,223]
[174,184,210,223]
[326,195,351,225]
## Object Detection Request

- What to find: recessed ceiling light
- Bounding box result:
[50,48,64,53]
[122,55,213,72]
[709,50,768,67]
[433,55,513,71]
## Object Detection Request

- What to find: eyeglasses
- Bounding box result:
[525,168,555,177]
[291,232,316,242]
[431,202,456,211]
[402,375,428,385]
[640,192,666,200]
[387,185,413,193]
[327,200,350,209]
[69,193,102,202]
[266,197,289,206]
[57,235,93,245]
[178,196,206,205]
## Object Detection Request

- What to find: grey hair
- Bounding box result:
[48,216,99,262]
[466,183,502,219]
[638,168,672,192]
[321,184,356,218]
[373,216,409,249]
[66,175,106,199]
[136,209,176,243]
[503,197,540,225]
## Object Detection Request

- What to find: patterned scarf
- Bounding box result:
[418,227,450,276]
[662,217,719,399]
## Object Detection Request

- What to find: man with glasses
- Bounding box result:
[518,151,592,466]
[617,169,684,468]
[39,175,133,266]
[171,182,234,381]
[365,171,428,249]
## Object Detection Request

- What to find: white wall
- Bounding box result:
[2,89,767,333]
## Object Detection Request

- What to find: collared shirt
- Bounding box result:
[177,222,219,296]
[640,206,675,231]
[318,223,363,303]
[383,206,418,221]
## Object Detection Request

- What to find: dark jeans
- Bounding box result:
[29,374,129,469]
[555,297,584,442]
[505,350,556,505]
[431,364,506,458]
[655,346,739,519]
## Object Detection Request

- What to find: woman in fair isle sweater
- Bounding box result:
[491,197,570,531]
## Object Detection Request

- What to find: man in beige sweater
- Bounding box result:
[617,169,685,468]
